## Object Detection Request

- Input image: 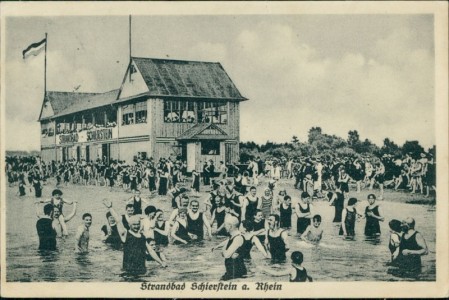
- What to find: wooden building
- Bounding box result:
[39,57,248,171]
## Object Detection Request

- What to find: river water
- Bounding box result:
[6,180,435,282]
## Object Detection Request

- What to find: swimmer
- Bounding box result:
[171,208,192,245]
[259,251,313,282]
[364,194,384,237]
[220,215,247,281]
[103,199,155,275]
[339,198,362,240]
[145,238,167,268]
[265,214,289,262]
[140,205,157,239]
[387,219,402,266]
[153,210,169,246]
[187,199,212,241]
[300,215,323,245]
[75,213,92,253]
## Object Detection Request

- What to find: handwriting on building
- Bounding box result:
[59,133,79,144]
[87,128,113,141]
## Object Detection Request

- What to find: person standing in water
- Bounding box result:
[265,214,289,262]
[364,194,384,237]
[101,212,122,249]
[327,189,345,224]
[396,217,428,276]
[220,215,247,281]
[75,213,92,253]
[35,204,57,251]
[295,192,313,235]
[103,199,158,275]
[187,199,212,241]
[300,214,323,245]
[339,198,361,240]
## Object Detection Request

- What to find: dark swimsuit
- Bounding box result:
[221,235,247,281]
[268,229,287,262]
[290,265,311,282]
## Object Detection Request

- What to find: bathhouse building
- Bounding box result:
[39,57,247,171]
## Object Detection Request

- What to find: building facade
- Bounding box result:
[39,57,247,171]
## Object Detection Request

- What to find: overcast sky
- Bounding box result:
[4,14,435,151]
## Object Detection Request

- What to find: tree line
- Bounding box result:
[239,127,435,162]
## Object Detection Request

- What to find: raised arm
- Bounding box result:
[103,199,127,243]
[64,202,78,222]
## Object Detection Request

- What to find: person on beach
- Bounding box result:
[295,192,312,235]
[103,199,157,274]
[364,194,384,237]
[191,169,201,196]
[265,214,289,262]
[259,251,313,282]
[75,213,92,253]
[300,214,323,245]
[220,215,247,281]
[339,198,361,240]
[35,204,57,251]
[327,190,345,224]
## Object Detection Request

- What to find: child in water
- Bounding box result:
[39,189,74,236]
[300,215,323,245]
[259,251,313,282]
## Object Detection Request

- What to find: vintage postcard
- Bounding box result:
[1,1,448,298]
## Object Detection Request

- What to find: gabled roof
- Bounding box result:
[39,90,119,121]
[130,57,247,101]
[177,123,229,140]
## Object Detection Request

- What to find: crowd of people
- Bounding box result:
[5,151,433,282]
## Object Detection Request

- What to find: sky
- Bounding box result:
[4,14,435,151]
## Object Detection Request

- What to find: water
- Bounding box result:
[5,180,436,282]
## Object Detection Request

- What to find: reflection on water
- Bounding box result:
[5,183,436,282]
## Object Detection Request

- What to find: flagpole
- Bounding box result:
[44,32,47,94]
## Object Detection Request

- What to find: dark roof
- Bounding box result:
[132,57,247,100]
[40,90,119,121]
[177,123,229,140]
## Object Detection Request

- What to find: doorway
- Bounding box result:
[102,143,110,164]
[86,145,90,162]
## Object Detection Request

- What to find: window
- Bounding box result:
[135,102,147,124]
[164,100,195,123]
[198,101,227,124]
[201,140,220,155]
[122,101,147,126]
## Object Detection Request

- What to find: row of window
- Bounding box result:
[164,100,228,124]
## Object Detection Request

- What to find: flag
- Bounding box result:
[22,38,46,59]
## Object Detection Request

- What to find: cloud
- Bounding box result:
[235,23,434,148]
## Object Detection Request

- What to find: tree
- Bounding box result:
[291,135,299,144]
[347,130,360,147]
[381,138,401,156]
[402,140,424,158]
[308,127,322,144]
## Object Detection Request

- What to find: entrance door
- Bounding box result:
[62,147,67,162]
[187,142,196,172]
[102,144,110,164]
[76,146,81,161]
[86,145,90,162]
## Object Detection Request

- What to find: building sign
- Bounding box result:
[59,133,79,144]
[87,128,113,141]
[56,127,117,145]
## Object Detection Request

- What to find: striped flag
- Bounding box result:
[22,38,46,59]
